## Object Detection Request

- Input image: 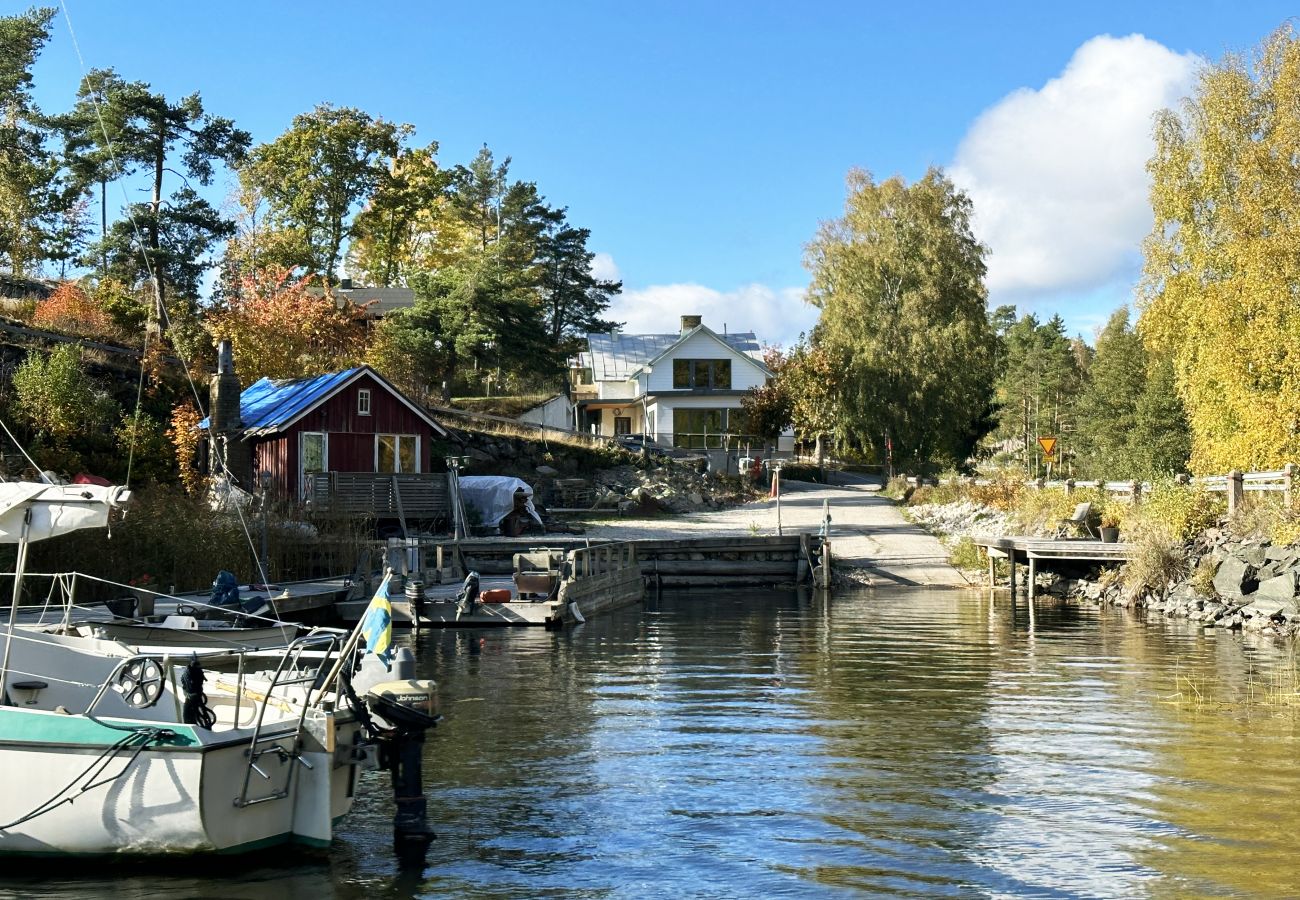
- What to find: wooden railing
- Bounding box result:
[306,472,452,519]
[568,542,638,579]
[941,464,1296,516]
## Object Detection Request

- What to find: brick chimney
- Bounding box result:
[680,314,702,334]
[209,340,253,489]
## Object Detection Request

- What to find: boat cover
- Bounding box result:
[457,476,543,527]
[0,482,130,543]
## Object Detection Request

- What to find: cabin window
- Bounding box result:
[377,434,419,473]
[672,359,732,390]
[358,389,371,416]
[614,416,632,435]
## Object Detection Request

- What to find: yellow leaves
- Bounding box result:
[1140,23,1300,475]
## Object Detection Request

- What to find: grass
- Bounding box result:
[948,536,985,571]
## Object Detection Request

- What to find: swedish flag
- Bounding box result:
[360,573,394,668]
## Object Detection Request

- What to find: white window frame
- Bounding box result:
[375,433,421,473]
[357,388,371,416]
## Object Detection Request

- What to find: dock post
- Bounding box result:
[1027,558,1036,601]
[1008,552,1016,596]
[987,548,995,589]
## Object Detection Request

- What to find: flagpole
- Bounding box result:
[315,568,392,705]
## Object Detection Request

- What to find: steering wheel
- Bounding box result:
[114,657,165,709]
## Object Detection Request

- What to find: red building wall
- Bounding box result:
[250,372,439,501]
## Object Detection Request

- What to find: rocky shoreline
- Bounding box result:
[907,499,1300,640]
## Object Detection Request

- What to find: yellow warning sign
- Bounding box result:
[1037,437,1057,456]
[1042,454,1057,465]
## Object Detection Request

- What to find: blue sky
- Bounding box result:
[23,1,1299,346]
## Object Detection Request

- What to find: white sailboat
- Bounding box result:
[0,481,382,857]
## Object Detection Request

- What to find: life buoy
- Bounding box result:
[480,588,512,603]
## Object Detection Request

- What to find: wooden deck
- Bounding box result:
[306,471,451,519]
[972,536,1135,599]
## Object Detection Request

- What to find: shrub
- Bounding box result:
[882,476,910,500]
[1120,520,1188,602]
[1136,478,1223,540]
[11,344,119,445]
[31,281,115,339]
[948,536,985,570]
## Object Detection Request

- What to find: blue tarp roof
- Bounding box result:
[199,368,362,435]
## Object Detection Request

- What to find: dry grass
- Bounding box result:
[1119,520,1188,603]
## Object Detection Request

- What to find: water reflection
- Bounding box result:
[2,588,1299,898]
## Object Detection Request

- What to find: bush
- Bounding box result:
[882,476,910,501]
[1135,478,1223,541]
[1120,520,1188,602]
[948,536,985,570]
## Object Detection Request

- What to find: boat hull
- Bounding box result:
[0,708,361,857]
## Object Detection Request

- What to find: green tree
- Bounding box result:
[58,68,250,322]
[782,338,843,467]
[1073,308,1148,478]
[0,7,65,275]
[1140,24,1300,472]
[805,168,996,471]
[536,213,621,353]
[992,311,1087,473]
[11,344,119,446]
[367,267,495,403]
[240,104,410,280]
[346,142,448,287]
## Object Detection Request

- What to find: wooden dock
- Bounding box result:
[973,536,1134,599]
[456,534,826,588]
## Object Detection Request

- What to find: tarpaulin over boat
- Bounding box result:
[0,482,130,543]
[457,476,542,527]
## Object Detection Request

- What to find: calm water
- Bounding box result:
[4,588,1300,899]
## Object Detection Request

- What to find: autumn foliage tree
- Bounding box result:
[1140,24,1300,472]
[207,268,370,384]
[738,348,792,448]
[31,280,114,338]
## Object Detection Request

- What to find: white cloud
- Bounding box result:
[590,252,620,282]
[609,282,816,349]
[950,34,1199,300]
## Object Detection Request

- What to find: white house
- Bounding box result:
[571,315,790,450]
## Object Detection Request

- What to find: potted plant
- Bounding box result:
[1099,507,1121,543]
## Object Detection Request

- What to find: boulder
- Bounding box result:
[1213,556,1258,598]
[1254,571,1299,602]
[1243,597,1297,620]
[1265,544,1296,562]
[535,464,559,477]
[1239,544,1269,567]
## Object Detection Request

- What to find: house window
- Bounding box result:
[377,434,419,473]
[358,389,371,416]
[614,416,632,435]
[672,359,732,390]
[673,408,729,449]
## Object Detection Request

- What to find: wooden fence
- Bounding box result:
[933,464,1297,516]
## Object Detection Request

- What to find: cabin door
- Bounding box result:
[301,432,327,499]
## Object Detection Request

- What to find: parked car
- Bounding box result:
[616,433,669,456]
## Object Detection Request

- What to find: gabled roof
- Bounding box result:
[580,326,766,382]
[201,366,447,438]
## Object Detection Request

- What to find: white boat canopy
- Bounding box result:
[0,483,131,544]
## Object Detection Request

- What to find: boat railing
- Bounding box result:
[567,542,638,580]
[234,629,344,809]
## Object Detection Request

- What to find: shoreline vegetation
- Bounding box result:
[888,474,1300,641]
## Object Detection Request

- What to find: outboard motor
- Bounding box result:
[363,647,440,858]
[454,571,480,620]
[210,570,240,609]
